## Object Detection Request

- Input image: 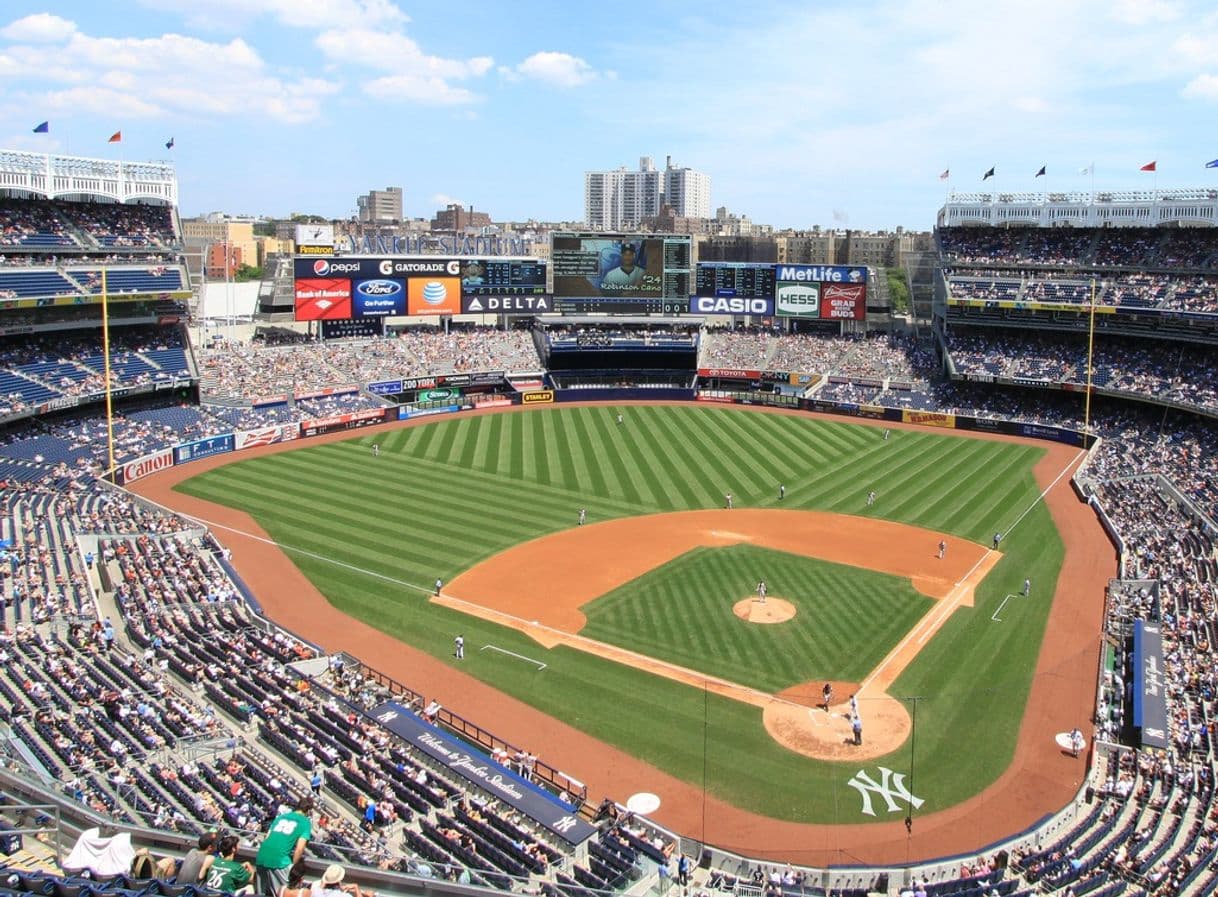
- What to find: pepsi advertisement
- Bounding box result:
[352,279,407,316]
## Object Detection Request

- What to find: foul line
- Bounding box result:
[149,508,439,598]
[991,594,1022,623]
[859,447,1085,693]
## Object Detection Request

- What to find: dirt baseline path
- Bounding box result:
[442,508,999,760]
[131,402,1113,866]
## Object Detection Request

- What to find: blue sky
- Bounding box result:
[1,0,1217,230]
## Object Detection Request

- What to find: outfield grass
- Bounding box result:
[175,404,1065,823]
[581,544,932,692]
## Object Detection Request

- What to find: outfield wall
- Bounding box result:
[115,386,1087,486]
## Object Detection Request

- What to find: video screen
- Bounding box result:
[552,236,666,298]
[460,259,548,297]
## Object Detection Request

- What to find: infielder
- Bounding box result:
[434,577,443,596]
[725,492,733,509]
[578,508,586,526]
[938,539,946,560]
[454,635,464,660]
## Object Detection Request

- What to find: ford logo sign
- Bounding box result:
[313,259,330,275]
[356,279,402,298]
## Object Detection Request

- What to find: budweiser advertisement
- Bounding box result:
[820,283,866,320]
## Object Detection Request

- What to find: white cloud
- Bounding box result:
[1182,73,1218,101]
[431,193,465,208]
[508,51,597,88]
[137,0,407,31]
[316,28,492,104]
[1110,0,1182,24]
[0,16,339,123]
[0,13,77,42]
[1013,96,1048,113]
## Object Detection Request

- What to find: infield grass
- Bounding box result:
[581,544,931,692]
[176,404,1067,825]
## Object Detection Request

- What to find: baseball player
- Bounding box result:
[938,539,946,560]
[866,490,876,507]
[852,714,863,745]
[725,492,733,510]
[849,693,859,717]
[578,508,586,526]
[616,413,623,425]
[454,635,464,660]
[371,444,380,457]
[992,532,1002,550]
[883,429,890,441]
[1023,577,1031,597]
[757,579,767,604]
[822,682,833,711]
[778,484,785,501]
[434,577,443,596]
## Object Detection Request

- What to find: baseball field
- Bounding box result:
[164,403,1078,832]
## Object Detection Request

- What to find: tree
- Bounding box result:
[233,263,264,283]
[885,267,911,313]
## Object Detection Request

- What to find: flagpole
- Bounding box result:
[1083,277,1098,449]
[101,268,117,480]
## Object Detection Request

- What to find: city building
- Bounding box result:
[584,155,710,229]
[356,186,404,224]
[431,203,492,232]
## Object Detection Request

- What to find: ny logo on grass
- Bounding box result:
[847,766,925,817]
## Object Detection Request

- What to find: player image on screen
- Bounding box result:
[461,261,486,287]
[600,242,646,291]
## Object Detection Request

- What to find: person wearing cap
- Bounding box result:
[600,243,645,289]
[255,796,313,897]
[311,863,372,897]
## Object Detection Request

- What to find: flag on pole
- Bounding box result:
[1205,159,1217,169]
[1035,165,1046,177]
[1079,163,1094,176]
[1140,161,1156,172]
[165,137,175,150]
[982,166,995,180]
[108,131,122,143]
[32,121,49,134]
[939,169,950,180]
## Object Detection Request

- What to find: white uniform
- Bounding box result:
[454,636,464,659]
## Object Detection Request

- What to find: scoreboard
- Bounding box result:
[460,259,547,296]
[695,263,776,299]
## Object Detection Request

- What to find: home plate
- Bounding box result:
[626,792,661,815]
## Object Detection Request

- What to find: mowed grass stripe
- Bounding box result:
[684,408,775,499]
[584,410,646,506]
[637,408,708,507]
[627,407,707,506]
[595,408,669,507]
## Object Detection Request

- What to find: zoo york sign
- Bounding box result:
[847,767,925,817]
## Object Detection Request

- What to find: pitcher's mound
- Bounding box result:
[733,597,796,624]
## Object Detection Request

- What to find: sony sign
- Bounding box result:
[775,282,821,317]
[691,295,774,315]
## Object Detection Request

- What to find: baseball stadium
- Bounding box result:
[0,149,1213,897]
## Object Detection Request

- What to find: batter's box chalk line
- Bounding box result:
[990,593,1024,623]
[481,644,547,671]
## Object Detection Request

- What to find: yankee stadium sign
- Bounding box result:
[334,234,528,256]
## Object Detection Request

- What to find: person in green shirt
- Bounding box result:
[204,836,254,894]
[255,796,313,896]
